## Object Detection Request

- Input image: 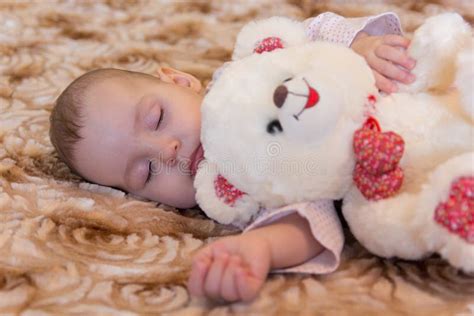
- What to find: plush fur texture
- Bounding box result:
[196,42,377,226]
[455,37,474,121]
[232,16,308,60]
[1,1,473,315]
[399,12,472,92]
[196,12,473,272]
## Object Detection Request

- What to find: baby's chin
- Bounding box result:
[163,184,198,209]
[140,169,198,208]
[172,197,198,209]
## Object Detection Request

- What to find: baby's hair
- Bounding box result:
[49,68,145,175]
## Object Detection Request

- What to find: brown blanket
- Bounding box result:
[0,0,473,314]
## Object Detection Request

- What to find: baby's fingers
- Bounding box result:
[375,44,416,70]
[204,252,229,300]
[371,57,415,85]
[188,255,212,297]
[383,34,410,48]
[235,267,264,302]
[373,70,397,94]
[220,256,242,302]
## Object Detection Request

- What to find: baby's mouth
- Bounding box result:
[190,144,204,176]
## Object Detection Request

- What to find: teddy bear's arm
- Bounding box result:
[398,13,472,94]
[194,160,260,228]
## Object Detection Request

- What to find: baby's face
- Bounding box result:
[75,70,203,208]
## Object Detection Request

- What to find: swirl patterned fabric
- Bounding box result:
[0,0,473,314]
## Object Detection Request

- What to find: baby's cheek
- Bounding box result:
[148,170,197,208]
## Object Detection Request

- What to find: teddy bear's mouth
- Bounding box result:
[292,78,320,120]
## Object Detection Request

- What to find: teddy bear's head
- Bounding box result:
[195,17,379,226]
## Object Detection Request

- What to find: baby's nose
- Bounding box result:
[154,139,180,166]
[273,85,288,108]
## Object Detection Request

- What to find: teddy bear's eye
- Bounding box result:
[266,119,283,135]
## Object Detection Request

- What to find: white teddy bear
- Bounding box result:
[194,13,474,271]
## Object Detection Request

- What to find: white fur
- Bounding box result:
[455,38,474,121]
[399,13,472,93]
[413,152,474,272]
[202,43,374,209]
[342,91,473,261]
[194,160,259,228]
[195,15,474,272]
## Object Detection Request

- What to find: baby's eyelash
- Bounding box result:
[156,109,164,130]
[145,160,153,184]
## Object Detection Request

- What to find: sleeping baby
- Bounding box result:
[49,12,416,302]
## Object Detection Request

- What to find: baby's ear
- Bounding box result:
[155,67,202,92]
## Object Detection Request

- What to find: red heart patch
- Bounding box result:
[353,163,404,200]
[254,37,284,54]
[353,127,405,175]
[434,176,474,243]
[214,174,245,206]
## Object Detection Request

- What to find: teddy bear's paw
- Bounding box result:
[434,176,474,244]
[194,161,260,227]
[411,152,473,271]
[399,13,472,93]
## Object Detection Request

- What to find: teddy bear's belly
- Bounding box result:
[374,91,473,193]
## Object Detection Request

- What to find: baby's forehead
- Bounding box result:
[84,74,137,101]
[81,71,158,119]
[79,77,138,139]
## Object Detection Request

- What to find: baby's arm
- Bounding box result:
[306,12,416,93]
[187,213,323,302]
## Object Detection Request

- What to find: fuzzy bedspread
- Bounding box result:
[1,0,473,315]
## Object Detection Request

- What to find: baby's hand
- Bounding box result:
[187,234,271,302]
[351,32,417,94]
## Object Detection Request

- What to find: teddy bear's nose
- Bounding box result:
[273,85,288,108]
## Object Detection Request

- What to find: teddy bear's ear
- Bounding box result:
[232,16,308,61]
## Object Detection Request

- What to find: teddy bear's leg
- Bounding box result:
[398,13,472,93]
[343,189,429,260]
[413,152,474,272]
[454,38,474,122]
[343,152,474,270]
